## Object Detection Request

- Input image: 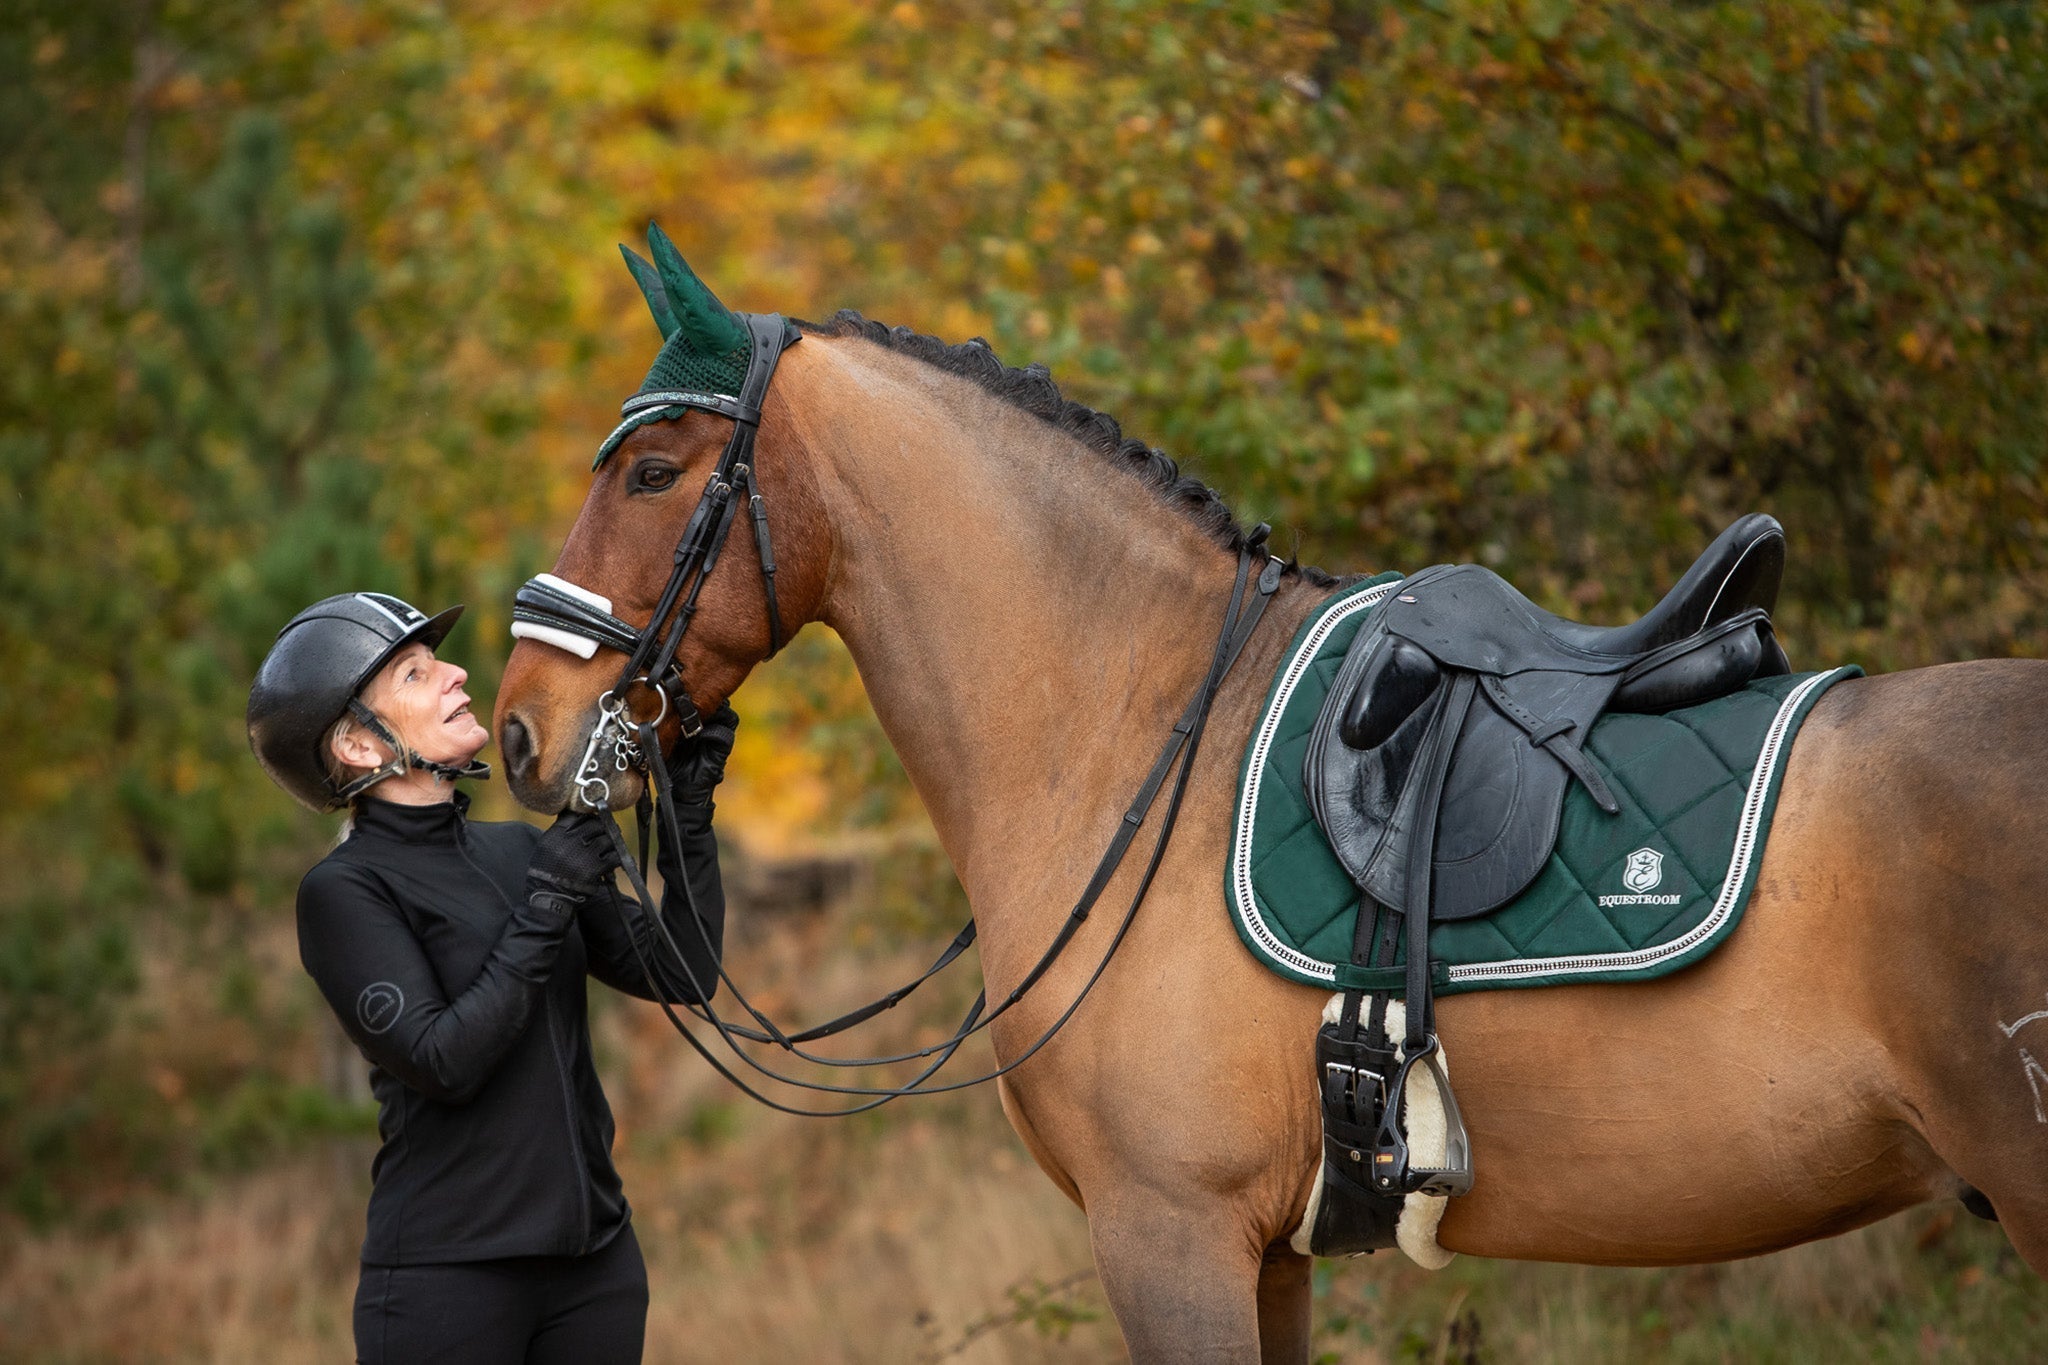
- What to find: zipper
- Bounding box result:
[542,990,593,1250]
[455,823,592,1251]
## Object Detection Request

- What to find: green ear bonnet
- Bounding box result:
[594,223,758,468]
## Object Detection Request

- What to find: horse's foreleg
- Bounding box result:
[1087,1196,1268,1363]
[1255,1243,1313,1362]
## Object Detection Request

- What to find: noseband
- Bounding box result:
[511,311,797,806]
[511,310,1285,1114]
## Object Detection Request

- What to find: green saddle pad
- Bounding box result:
[1228,574,1859,996]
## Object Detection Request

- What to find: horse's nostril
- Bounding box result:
[500,715,536,782]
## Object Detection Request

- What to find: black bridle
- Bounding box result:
[512,311,797,791]
[511,311,1283,1113]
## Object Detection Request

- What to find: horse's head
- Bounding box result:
[495,227,829,812]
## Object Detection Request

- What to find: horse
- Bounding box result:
[494,307,2048,1362]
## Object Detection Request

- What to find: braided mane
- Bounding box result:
[799,310,1333,585]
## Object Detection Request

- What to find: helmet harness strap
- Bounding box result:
[333,696,493,804]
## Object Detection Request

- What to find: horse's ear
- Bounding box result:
[620,246,679,340]
[646,223,748,355]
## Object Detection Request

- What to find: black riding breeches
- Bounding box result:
[353,1223,648,1365]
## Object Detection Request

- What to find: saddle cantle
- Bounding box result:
[1306,513,1789,923]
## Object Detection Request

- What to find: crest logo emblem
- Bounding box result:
[1622,848,1664,894]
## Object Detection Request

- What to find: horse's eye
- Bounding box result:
[634,464,678,493]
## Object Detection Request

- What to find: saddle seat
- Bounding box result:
[1306,514,1791,925]
[1473,511,1787,661]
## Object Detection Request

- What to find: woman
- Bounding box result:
[246,590,730,1365]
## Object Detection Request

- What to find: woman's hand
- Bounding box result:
[665,703,739,807]
[526,811,623,914]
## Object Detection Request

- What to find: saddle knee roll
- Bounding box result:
[1340,638,1443,751]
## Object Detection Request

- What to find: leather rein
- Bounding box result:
[512,312,1282,1114]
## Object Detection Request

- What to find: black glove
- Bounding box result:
[666,702,739,807]
[526,812,622,913]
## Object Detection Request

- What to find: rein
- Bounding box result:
[513,311,1282,1113]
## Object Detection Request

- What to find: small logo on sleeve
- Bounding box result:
[356,982,405,1034]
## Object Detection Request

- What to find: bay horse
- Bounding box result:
[495,309,2048,1361]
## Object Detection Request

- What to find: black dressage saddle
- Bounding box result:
[1302,514,1792,1248]
[1305,513,1790,924]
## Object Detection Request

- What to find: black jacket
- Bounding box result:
[296,792,724,1266]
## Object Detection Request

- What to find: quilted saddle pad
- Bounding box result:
[1228,574,1859,996]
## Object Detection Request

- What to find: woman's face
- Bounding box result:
[357,642,491,765]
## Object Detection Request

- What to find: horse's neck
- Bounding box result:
[798,343,1240,942]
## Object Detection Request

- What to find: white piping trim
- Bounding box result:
[596,406,687,458]
[625,389,737,414]
[510,621,600,659]
[1230,583,1398,983]
[1227,578,1848,987]
[531,572,614,614]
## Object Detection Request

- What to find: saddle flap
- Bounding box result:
[1310,607,1623,922]
[1351,670,1613,920]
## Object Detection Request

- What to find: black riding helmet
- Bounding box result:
[247,592,491,812]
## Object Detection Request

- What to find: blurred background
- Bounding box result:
[4,1,2046,1359]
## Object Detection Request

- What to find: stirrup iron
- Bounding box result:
[1369,1036,1474,1199]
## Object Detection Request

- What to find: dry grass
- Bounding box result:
[0,1158,362,1364]
[1306,1205,2044,1363]
[0,1124,1117,1364]
[3,849,2043,1363]
[6,1113,2037,1365]
[0,892,1124,1364]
